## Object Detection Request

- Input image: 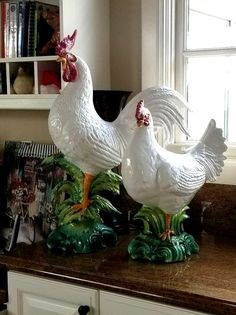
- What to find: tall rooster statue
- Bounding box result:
[121,100,227,263]
[48,30,190,253]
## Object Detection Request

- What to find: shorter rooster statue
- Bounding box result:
[122,100,227,263]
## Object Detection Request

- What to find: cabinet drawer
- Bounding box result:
[100,291,208,315]
[7,271,98,315]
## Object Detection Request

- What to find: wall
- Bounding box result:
[110,0,141,96]
[0,110,51,157]
[61,0,111,90]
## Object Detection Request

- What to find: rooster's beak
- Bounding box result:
[57,56,67,70]
[137,119,144,127]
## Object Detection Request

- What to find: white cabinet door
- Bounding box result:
[100,291,208,315]
[7,271,98,315]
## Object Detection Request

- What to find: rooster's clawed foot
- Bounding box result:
[160,229,175,241]
[71,199,92,214]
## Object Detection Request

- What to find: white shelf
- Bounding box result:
[0,0,110,110]
[0,58,61,101]
[0,94,57,110]
[0,56,58,63]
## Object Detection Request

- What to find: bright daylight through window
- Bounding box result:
[178,0,236,143]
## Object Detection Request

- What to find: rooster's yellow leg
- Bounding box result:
[72,173,94,213]
[160,213,174,241]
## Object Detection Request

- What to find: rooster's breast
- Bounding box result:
[49,100,127,175]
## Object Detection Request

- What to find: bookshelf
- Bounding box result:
[0,0,110,110]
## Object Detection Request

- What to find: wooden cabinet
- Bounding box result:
[7,271,209,315]
[7,271,99,315]
[0,0,110,110]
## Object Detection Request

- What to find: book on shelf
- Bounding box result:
[1,0,10,58]
[8,2,18,58]
[0,4,2,57]
[27,0,37,56]
[17,2,23,57]
[0,0,59,58]
[21,1,30,57]
[17,1,28,57]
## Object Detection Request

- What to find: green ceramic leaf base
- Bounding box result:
[128,232,199,263]
[41,155,122,254]
[47,217,117,253]
[128,206,199,263]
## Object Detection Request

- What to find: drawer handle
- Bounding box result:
[78,305,90,314]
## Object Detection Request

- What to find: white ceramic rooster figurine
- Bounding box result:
[121,100,227,241]
[49,30,190,213]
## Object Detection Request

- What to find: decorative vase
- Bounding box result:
[93,90,132,122]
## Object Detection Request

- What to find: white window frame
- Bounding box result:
[141,0,236,185]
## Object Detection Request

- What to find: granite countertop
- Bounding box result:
[0,232,236,315]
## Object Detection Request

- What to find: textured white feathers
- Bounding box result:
[188,119,227,181]
[116,87,190,143]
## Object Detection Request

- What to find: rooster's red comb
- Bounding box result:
[135,100,150,126]
[135,100,144,120]
[56,29,77,56]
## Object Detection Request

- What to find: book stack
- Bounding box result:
[0,0,60,58]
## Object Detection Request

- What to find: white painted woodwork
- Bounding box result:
[141,0,175,90]
[99,291,208,315]
[7,271,210,315]
[7,271,99,315]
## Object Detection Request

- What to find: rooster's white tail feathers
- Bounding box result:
[117,87,190,143]
[189,119,227,181]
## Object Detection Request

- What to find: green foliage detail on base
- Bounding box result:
[128,232,199,263]
[128,206,199,263]
[41,154,122,253]
[47,217,117,254]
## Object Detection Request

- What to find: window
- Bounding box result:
[176,0,236,143]
[141,0,236,184]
